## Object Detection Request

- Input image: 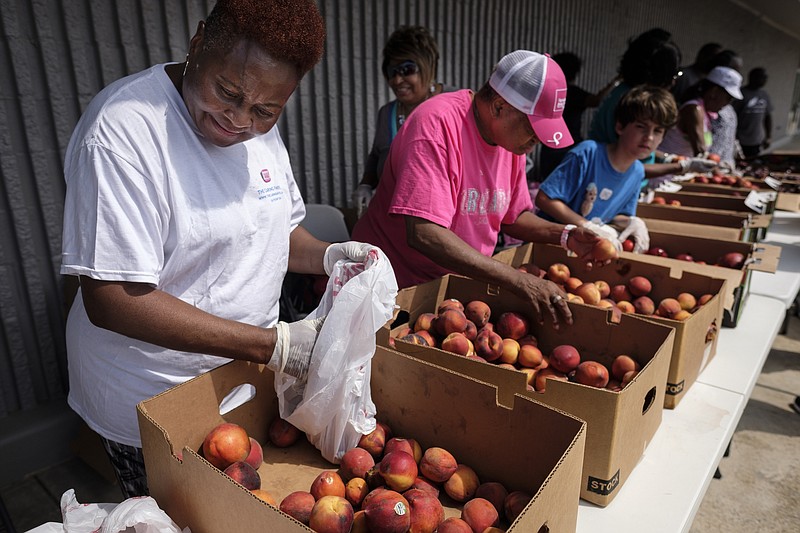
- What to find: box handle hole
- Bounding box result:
[219,383,256,415]
[537,524,550,533]
[642,386,656,415]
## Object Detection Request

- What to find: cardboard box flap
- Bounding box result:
[749,213,773,228]
[637,203,750,228]
[654,191,760,212]
[639,218,743,241]
[749,243,781,273]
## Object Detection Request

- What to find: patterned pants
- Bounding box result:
[100,437,150,499]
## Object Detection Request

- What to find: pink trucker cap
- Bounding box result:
[489,50,574,149]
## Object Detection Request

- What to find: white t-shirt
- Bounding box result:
[61,64,305,447]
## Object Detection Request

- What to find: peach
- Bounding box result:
[438,298,465,314]
[496,311,530,340]
[475,482,508,517]
[504,491,532,524]
[377,421,394,441]
[617,300,635,313]
[533,368,567,392]
[435,309,468,337]
[384,438,416,460]
[464,300,492,328]
[499,338,520,365]
[308,495,354,533]
[622,369,639,386]
[419,447,458,483]
[245,437,263,469]
[437,517,473,533]
[518,344,543,368]
[364,465,386,490]
[461,497,499,533]
[345,477,369,508]
[597,298,615,310]
[565,276,583,292]
[606,379,623,392]
[517,334,538,347]
[657,298,682,319]
[697,293,714,306]
[595,280,611,299]
[566,293,584,304]
[379,451,418,492]
[466,354,486,363]
[610,284,633,303]
[592,238,619,261]
[251,489,277,506]
[519,368,536,387]
[339,447,375,481]
[310,470,346,500]
[632,296,655,316]
[409,475,440,498]
[717,252,745,269]
[442,332,473,356]
[400,333,431,347]
[652,196,666,204]
[223,461,260,490]
[202,422,251,470]
[519,262,545,278]
[444,464,480,502]
[549,344,581,373]
[280,491,316,525]
[574,361,610,388]
[415,330,437,348]
[358,424,386,457]
[351,510,368,533]
[363,490,411,533]
[547,263,571,284]
[496,363,517,371]
[474,329,504,362]
[268,416,302,448]
[574,282,601,305]
[405,489,445,533]
[628,276,652,297]
[414,313,438,332]
[677,292,697,311]
[673,309,692,320]
[611,355,641,381]
[463,320,478,342]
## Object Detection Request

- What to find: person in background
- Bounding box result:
[659,66,743,158]
[734,67,773,159]
[60,0,381,498]
[536,86,678,253]
[708,50,744,166]
[353,50,610,328]
[538,52,621,179]
[671,42,723,101]
[353,26,454,216]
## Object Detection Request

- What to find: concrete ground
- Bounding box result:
[2,315,799,532]
[690,312,800,533]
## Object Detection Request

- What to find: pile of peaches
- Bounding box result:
[201,418,525,532]
[394,298,643,393]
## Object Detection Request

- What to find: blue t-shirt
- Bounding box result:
[538,140,642,224]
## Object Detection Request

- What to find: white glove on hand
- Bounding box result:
[618,216,650,254]
[680,157,717,174]
[353,184,375,217]
[581,221,622,251]
[269,316,326,381]
[323,241,377,276]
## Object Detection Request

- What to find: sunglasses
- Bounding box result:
[385,60,420,79]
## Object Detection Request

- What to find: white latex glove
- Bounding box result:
[680,157,717,174]
[269,316,326,381]
[618,216,650,254]
[323,241,377,276]
[581,221,622,251]
[353,184,375,217]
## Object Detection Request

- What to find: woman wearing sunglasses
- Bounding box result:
[353,26,454,216]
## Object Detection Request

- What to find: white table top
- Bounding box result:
[576,291,784,532]
[749,210,800,307]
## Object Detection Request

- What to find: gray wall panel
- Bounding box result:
[0,0,798,418]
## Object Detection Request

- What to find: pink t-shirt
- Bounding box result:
[352,90,532,288]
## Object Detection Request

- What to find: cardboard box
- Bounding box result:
[492,243,727,409]
[636,203,772,242]
[381,274,675,506]
[652,190,773,215]
[137,348,587,532]
[775,192,800,212]
[620,232,780,327]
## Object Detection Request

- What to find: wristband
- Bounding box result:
[560,224,577,251]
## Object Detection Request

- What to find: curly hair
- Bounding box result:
[203,0,325,76]
[618,28,682,88]
[381,26,440,88]
[615,85,678,129]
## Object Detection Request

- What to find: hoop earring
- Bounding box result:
[430,83,436,93]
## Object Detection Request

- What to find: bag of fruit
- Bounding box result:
[275,248,397,463]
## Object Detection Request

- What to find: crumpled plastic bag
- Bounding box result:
[275,248,397,463]
[52,489,190,533]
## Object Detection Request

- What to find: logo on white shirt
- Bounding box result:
[260,169,271,183]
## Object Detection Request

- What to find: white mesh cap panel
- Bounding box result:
[489,50,547,116]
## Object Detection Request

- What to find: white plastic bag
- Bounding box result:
[275,248,397,463]
[57,489,189,532]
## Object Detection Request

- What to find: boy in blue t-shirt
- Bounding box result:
[535,85,677,253]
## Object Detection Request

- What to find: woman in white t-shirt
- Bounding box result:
[60,0,378,498]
